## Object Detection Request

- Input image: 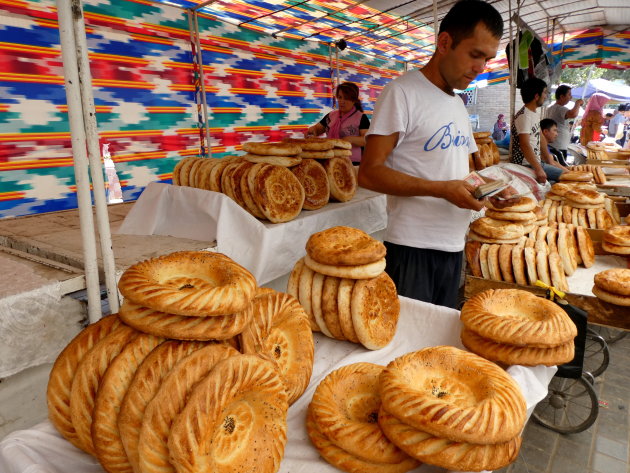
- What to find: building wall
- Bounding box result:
[467,81,525,133]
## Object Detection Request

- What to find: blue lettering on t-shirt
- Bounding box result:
[424,122,471,151]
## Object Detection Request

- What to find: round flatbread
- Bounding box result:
[242,141,301,156]
[253,164,305,223]
[351,272,400,350]
[306,226,386,266]
[310,272,332,337]
[283,137,335,151]
[321,276,345,340]
[290,159,330,210]
[338,278,359,343]
[244,153,302,167]
[592,285,630,306]
[324,157,357,202]
[304,254,386,279]
[465,241,483,278]
[299,149,335,159]
[594,269,630,296]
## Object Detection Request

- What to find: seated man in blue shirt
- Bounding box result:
[540,118,567,168]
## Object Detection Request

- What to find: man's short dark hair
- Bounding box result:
[555,85,571,100]
[520,77,547,103]
[439,0,504,47]
[619,104,628,112]
[540,118,557,131]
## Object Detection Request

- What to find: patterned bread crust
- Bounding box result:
[239,291,314,405]
[304,254,386,279]
[310,363,410,464]
[379,346,526,445]
[118,340,206,473]
[594,268,630,296]
[137,343,238,473]
[253,164,305,223]
[378,408,521,471]
[290,159,330,210]
[119,300,251,341]
[460,289,577,347]
[69,324,138,455]
[306,408,419,473]
[168,355,288,473]
[351,272,400,350]
[321,276,345,340]
[117,251,256,317]
[324,157,357,202]
[92,334,163,473]
[306,226,386,266]
[47,314,121,448]
[461,329,575,367]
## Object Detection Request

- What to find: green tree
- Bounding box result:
[559,65,630,87]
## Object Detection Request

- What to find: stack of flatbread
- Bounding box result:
[377,346,526,471]
[47,251,316,473]
[287,226,400,350]
[602,225,630,255]
[307,362,419,473]
[484,197,540,237]
[471,131,500,170]
[592,268,630,306]
[242,141,302,167]
[468,216,527,245]
[460,289,577,366]
[540,184,618,229]
[569,164,607,184]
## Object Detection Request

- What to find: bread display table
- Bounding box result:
[118,183,387,285]
[0,296,555,473]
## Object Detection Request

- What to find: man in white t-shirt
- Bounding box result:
[544,85,583,165]
[510,77,567,184]
[358,0,504,308]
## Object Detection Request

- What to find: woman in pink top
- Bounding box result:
[306,82,370,164]
[580,93,610,145]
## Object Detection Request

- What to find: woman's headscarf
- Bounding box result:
[584,93,610,115]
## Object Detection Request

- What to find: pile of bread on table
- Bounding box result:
[45,224,573,473]
[171,137,357,223]
[469,131,501,171]
[593,221,630,307]
[287,226,400,350]
[47,250,315,473]
[466,195,594,292]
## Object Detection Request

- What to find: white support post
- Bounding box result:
[56,0,102,323]
[191,11,212,157]
[70,0,120,313]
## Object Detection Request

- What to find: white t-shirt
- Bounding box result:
[367,69,477,253]
[510,106,541,166]
[545,103,570,150]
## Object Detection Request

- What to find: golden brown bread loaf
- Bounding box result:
[47,314,121,449]
[253,164,305,223]
[309,363,410,464]
[594,268,630,296]
[592,285,630,306]
[239,290,314,405]
[92,334,163,473]
[70,324,138,455]
[244,153,302,167]
[351,272,400,350]
[378,408,521,471]
[240,164,267,218]
[118,340,206,473]
[168,355,288,473]
[242,141,301,156]
[603,225,630,247]
[337,278,360,343]
[379,346,526,445]
[324,157,357,202]
[460,289,577,347]
[137,343,238,473]
[306,226,386,266]
[306,408,420,473]
[290,159,330,210]
[460,329,575,366]
[470,218,525,240]
[119,300,251,340]
[117,251,256,317]
[304,254,386,279]
[283,137,336,151]
[321,276,345,340]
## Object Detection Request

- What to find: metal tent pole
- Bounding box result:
[56,0,102,323]
[70,0,120,313]
[192,10,212,157]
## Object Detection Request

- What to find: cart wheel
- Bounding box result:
[532,375,598,434]
[592,325,627,345]
[583,329,610,378]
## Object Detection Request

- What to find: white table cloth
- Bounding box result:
[117,183,388,285]
[0,296,555,473]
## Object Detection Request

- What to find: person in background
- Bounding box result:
[492,113,508,141]
[358,0,504,308]
[609,104,627,142]
[604,113,613,130]
[306,82,370,164]
[540,118,565,167]
[510,77,567,184]
[544,84,583,166]
[580,93,610,145]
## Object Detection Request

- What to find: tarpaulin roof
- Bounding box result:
[572,78,630,101]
